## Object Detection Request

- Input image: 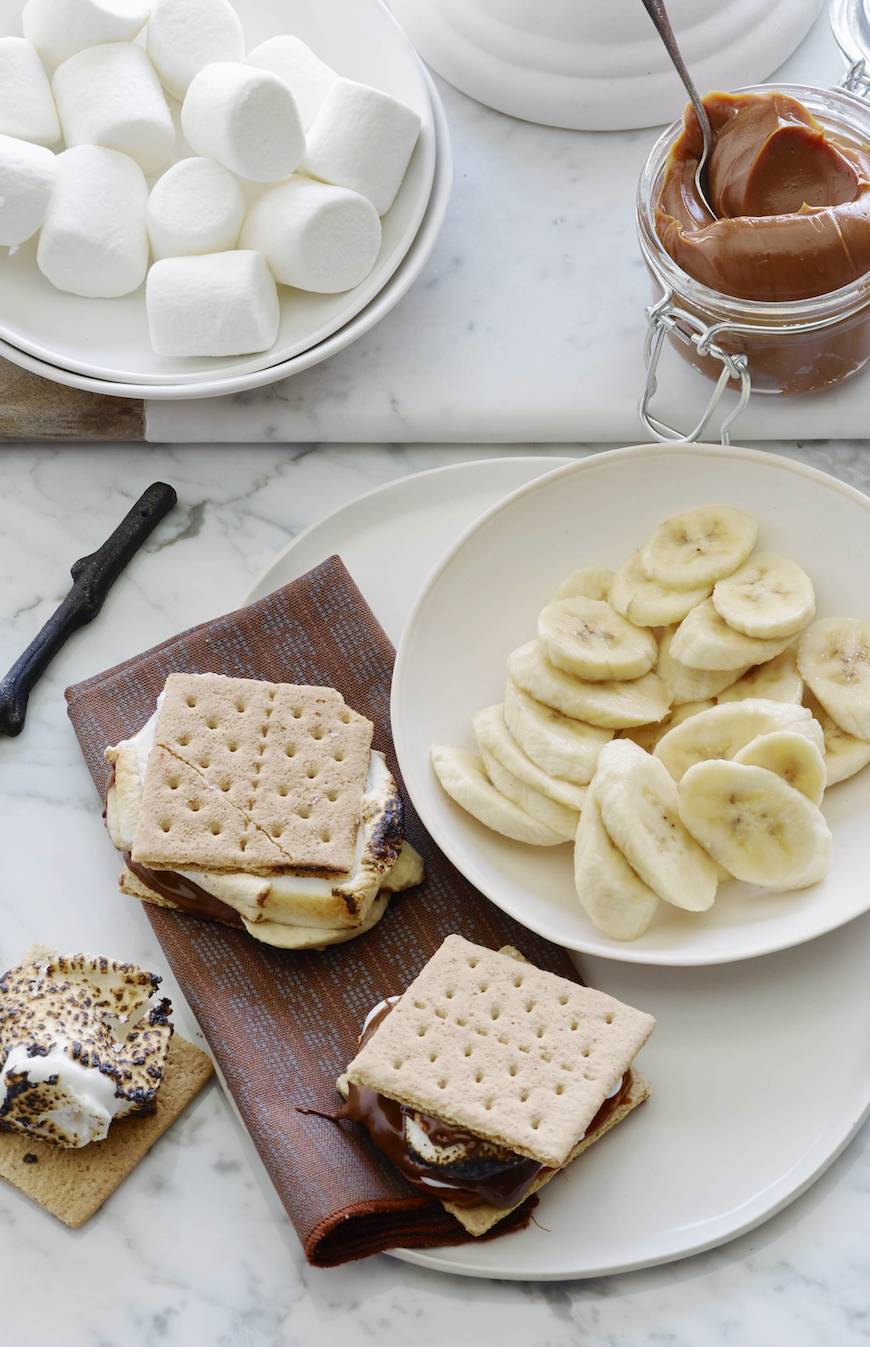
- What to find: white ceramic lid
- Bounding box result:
[390,0,826,130]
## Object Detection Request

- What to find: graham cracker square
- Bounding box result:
[132,673,373,875]
[0,1035,213,1228]
[346,935,655,1169]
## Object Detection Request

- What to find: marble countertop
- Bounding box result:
[2,439,870,1347]
[144,9,870,447]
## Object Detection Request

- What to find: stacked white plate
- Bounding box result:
[0,0,451,399]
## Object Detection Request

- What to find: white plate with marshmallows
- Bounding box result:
[392,443,870,967]
[0,0,438,385]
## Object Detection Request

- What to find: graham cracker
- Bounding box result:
[444,1070,650,1236]
[132,674,373,875]
[0,1035,213,1228]
[346,934,655,1169]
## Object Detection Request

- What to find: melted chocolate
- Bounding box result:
[337,999,631,1210]
[123,855,244,928]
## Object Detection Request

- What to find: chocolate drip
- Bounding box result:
[124,856,244,928]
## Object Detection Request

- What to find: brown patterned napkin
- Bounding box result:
[66,556,583,1266]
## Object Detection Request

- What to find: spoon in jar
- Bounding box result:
[640,0,716,217]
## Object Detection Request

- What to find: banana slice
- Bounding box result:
[593,739,719,911]
[670,598,794,671]
[479,743,579,840]
[473,704,588,810]
[431,746,565,846]
[507,641,671,729]
[609,551,710,627]
[804,690,870,786]
[717,647,803,705]
[797,617,870,740]
[678,760,832,890]
[622,698,715,752]
[654,697,822,781]
[553,566,614,602]
[574,788,660,940]
[712,552,815,639]
[657,626,748,704]
[734,731,827,806]
[503,678,611,785]
[640,505,757,591]
[538,596,657,682]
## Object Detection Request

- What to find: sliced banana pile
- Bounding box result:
[431,505,870,940]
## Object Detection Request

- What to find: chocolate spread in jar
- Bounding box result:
[655,91,870,302]
[336,998,631,1210]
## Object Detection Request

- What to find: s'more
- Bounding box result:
[104,672,424,948]
[0,949,212,1227]
[334,935,654,1235]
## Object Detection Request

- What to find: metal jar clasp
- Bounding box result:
[639,291,751,444]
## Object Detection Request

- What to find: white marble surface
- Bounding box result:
[144,10,870,446]
[2,440,870,1346]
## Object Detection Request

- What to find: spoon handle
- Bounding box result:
[639,0,698,106]
[639,0,716,208]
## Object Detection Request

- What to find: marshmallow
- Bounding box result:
[22,0,149,73]
[240,176,381,293]
[147,156,245,258]
[38,146,149,298]
[0,135,56,246]
[53,43,175,175]
[0,37,60,146]
[181,62,305,182]
[246,35,337,129]
[147,0,244,100]
[304,78,422,216]
[146,251,280,356]
[0,951,173,1149]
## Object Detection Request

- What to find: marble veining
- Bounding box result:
[2,440,870,1346]
[144,15,870,447]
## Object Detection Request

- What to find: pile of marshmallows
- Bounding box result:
[0,0,422,358]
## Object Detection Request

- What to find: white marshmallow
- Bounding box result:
[53,43,175,175]
[245,36,337,129]
[240,176,381,293]
[304,78,422,216]
[147,156,245,258]
[22,0,149,72]
[146,250,280,356]
[181,62,305,182]
[147,0,244,100]
[0,37,60,146]
[38,146,149,298]
[0,135,56,246]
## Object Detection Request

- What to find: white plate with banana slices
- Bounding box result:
[393,443,870,967]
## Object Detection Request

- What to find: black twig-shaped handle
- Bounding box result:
[0,482,178,737]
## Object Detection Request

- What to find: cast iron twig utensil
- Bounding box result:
[640,0,716,216]
[0,481,177,737]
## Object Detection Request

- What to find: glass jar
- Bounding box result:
[636,78,870,440]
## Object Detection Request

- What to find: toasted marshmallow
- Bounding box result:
[0,953,173,1148]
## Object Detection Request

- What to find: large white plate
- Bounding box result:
[392,445,870,968]
[0,65,450,399]
[0,0,436,385]
[245,455,870,1281]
